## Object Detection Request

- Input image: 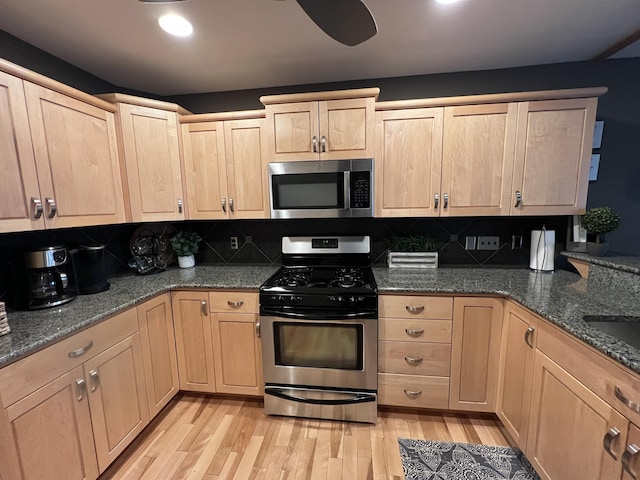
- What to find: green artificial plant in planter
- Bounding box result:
[387,234,443,268]
[581,206,621,257]
[170,230,203,268]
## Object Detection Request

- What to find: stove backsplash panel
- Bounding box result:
[0,216,568,301]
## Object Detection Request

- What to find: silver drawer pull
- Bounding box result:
[312,136,318,153]
[403,389,422,398]
[443,193,449,209]
[405,305,424,314]
[434,193,439,209]
[177,198,183,214]
[514,190,522,208]
[32,197,43,219]
[405,328,424,338]
[228,300,244,308]
[68,340,93,358]
[255,320,261,338]
[89,370,99,393]
[615,386,640,413]
[201,300,208,316]
[623,444,640,479]
[405,356,423,366]
[45,197,57,218]
[222,197,227,212]
[603,427,621,460]
[76,378,86,402]
[524,326,535,348]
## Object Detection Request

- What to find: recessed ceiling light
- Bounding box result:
[158,14,193,37]
[435,0,463,4]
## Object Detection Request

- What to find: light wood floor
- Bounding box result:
[99,392,511,480]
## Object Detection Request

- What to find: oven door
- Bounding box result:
[260,315,377,392]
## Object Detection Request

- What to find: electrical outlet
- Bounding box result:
[477,236,499,250]
[230,236,238,250]
[465,236,477,250]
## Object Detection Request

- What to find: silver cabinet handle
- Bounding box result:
[76,378,86,402]
[227,300,244,308]
[31,197,43,219]
[89,370,99,393]
[623,444,640,479]
[434,193,439,209]
[405,328,424,338]
[443,193,449,209]
[222,198,227,212]
[45,197,57,218]
[255,320,261,338]
[321,135,327,153]
[615,386,640,413]
[229,198,234,213]
[312,135,318,153]
[524,326,535,348]
[406,305,425,314]
[404,356,423,366]
[68,340,94,358]
[178,199,183,214]
[514,191,522,208]
[201,300,208,316]
[403,389,422,398]
[603,427,621,460]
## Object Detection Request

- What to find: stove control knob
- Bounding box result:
[337,296,344,304]
[349,296,356,304]
[278,295,286,304]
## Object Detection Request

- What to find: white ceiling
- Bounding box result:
[0,0,639,96]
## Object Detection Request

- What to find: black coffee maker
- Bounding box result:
[8,246,77,310]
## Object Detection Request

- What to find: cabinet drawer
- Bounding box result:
[379,295,453,319]
[379,317,452,343]
[209,291,258,314]
[0,308,139,407]
[378,373,449,409]
[378,341,451,376]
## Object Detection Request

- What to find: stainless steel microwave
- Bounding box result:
[268,159,374,219]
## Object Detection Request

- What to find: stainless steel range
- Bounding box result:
[260,236,378,423]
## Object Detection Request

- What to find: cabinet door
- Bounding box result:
[211,312,263,395]
[449,297,503,412]
[224,117,269,219]
[181,121,228,219]
[497,301,539,448]
[84,333,149,473]
[172,291,216,393]
[375,108,443,217]
[137,293,179,418]
[511,98,597,215]
[527,350,627,480]
[5,366,99,480]
[23,82,126,228]
[318,97,374,160]
[622,424,640,480]
[266,101,319,161]
[0,72,44,232]
[117,103,184,221]
[440,103,517,216]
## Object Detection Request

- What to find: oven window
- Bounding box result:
[274,322,363,370]
[272,173,344,209]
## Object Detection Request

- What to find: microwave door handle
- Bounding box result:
[344,170,351,210]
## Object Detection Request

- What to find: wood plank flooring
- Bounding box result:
[99,392,511,480]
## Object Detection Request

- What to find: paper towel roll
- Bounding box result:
[530,229,555,271]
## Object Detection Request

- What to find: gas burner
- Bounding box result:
[275,267,313,288]
[330,268,365,288]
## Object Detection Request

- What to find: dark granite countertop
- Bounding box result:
[2,264,640,378]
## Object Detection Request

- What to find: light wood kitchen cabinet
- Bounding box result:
[172,290,216,393]
[137,293,179,418]
[180,112,269,220]
[496,301,539,449]
[623,424,640,480]
[374,107,444,217]
[440,103,518,216]
[261,88,378,162]
[209,291,263,396]
[100,94,188,222]
[378,295,453,409]
[449,297,503,412]
[511,97,597,215]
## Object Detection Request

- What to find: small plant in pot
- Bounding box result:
[581,206,621,257]
[387,234,443,268]
[169,230,202,268]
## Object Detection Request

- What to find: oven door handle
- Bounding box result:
[265,387,376,406]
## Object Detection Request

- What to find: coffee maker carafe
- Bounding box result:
[15,246,77,310]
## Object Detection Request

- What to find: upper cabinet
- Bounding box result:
[0,63,126,233]
[98,94,189,222]
[180,111,269,220]
[260,88,379,162]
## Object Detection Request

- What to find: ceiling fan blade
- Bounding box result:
[296,0,377,46]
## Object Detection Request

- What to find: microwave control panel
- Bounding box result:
[350,171,371,209]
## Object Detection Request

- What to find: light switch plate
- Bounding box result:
[465,236,477,250]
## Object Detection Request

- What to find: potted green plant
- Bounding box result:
[387,234,442,268]
[169,230,203,268]
[581,206,621,257]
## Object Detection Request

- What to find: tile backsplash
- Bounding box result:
[0,216,568,300]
